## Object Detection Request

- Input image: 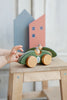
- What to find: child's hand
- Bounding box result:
[6,45,23,63]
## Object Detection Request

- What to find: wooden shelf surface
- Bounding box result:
[10,57,67,73]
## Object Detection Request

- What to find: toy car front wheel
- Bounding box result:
[42,54,52,65]
[26,56,37,68]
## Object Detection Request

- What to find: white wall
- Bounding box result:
[18,0,31,14]
[46,0,67,56]
[0,0,14,49]
[31,0,45,19]
[0,0,14,99]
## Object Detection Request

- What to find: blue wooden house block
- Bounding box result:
[14,10,34,52]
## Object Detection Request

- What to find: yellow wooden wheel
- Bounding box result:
[26,56,37,68]
[42,54,52,65]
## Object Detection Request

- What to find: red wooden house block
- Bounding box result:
[29,15,45,48]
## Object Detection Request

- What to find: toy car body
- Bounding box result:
[18,46,57,68]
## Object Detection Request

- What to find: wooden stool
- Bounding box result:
[8,57,67,100]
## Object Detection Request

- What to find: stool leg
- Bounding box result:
[42,81,48,90]
[8,73,23,100]
[60,71,67,100]
[8,73,13,100]
[42,81,48,89]
[60,80,63,100]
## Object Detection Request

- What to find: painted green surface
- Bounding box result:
[42,47,57,57]
[18,50,51,64]
[28,47,57,57]
[18,50,37,64]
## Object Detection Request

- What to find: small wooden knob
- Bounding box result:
[42,54,52,65]
[38,46,42,50]
[26,56,37,68]
[35,49,40,55]
[38,44,42,50]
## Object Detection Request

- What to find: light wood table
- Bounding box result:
[8,57,67,100]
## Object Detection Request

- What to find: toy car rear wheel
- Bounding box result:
[42,54,52,65]
[26,56,37,68]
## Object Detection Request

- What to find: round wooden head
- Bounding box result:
[38,44,42,50]
[35,47,40,55]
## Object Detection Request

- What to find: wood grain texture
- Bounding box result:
[22,87,61,100]
[26,56,37,68]
[10,57,67,73]
[22,91,47,99]
[24,71,60,82]
[8,57,67,100]
[8,73,23,100]
[60,80,63,100]
[42,81,48,90]
[43,87,61,100]
[60,70,67,100]
[8,73,13,100]
[42,54,52,65]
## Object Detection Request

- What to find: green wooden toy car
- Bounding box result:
[18,44,57,68]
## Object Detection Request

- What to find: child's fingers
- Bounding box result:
[19,48,24,52]
[16,54,19,58]
[18,52,24,56]
[12,51,16,54]
[12,45,23,52]
[13,45,23,50]
[14,45,23,48]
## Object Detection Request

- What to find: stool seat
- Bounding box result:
[10,57,67,73]
[8,57,67,100]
